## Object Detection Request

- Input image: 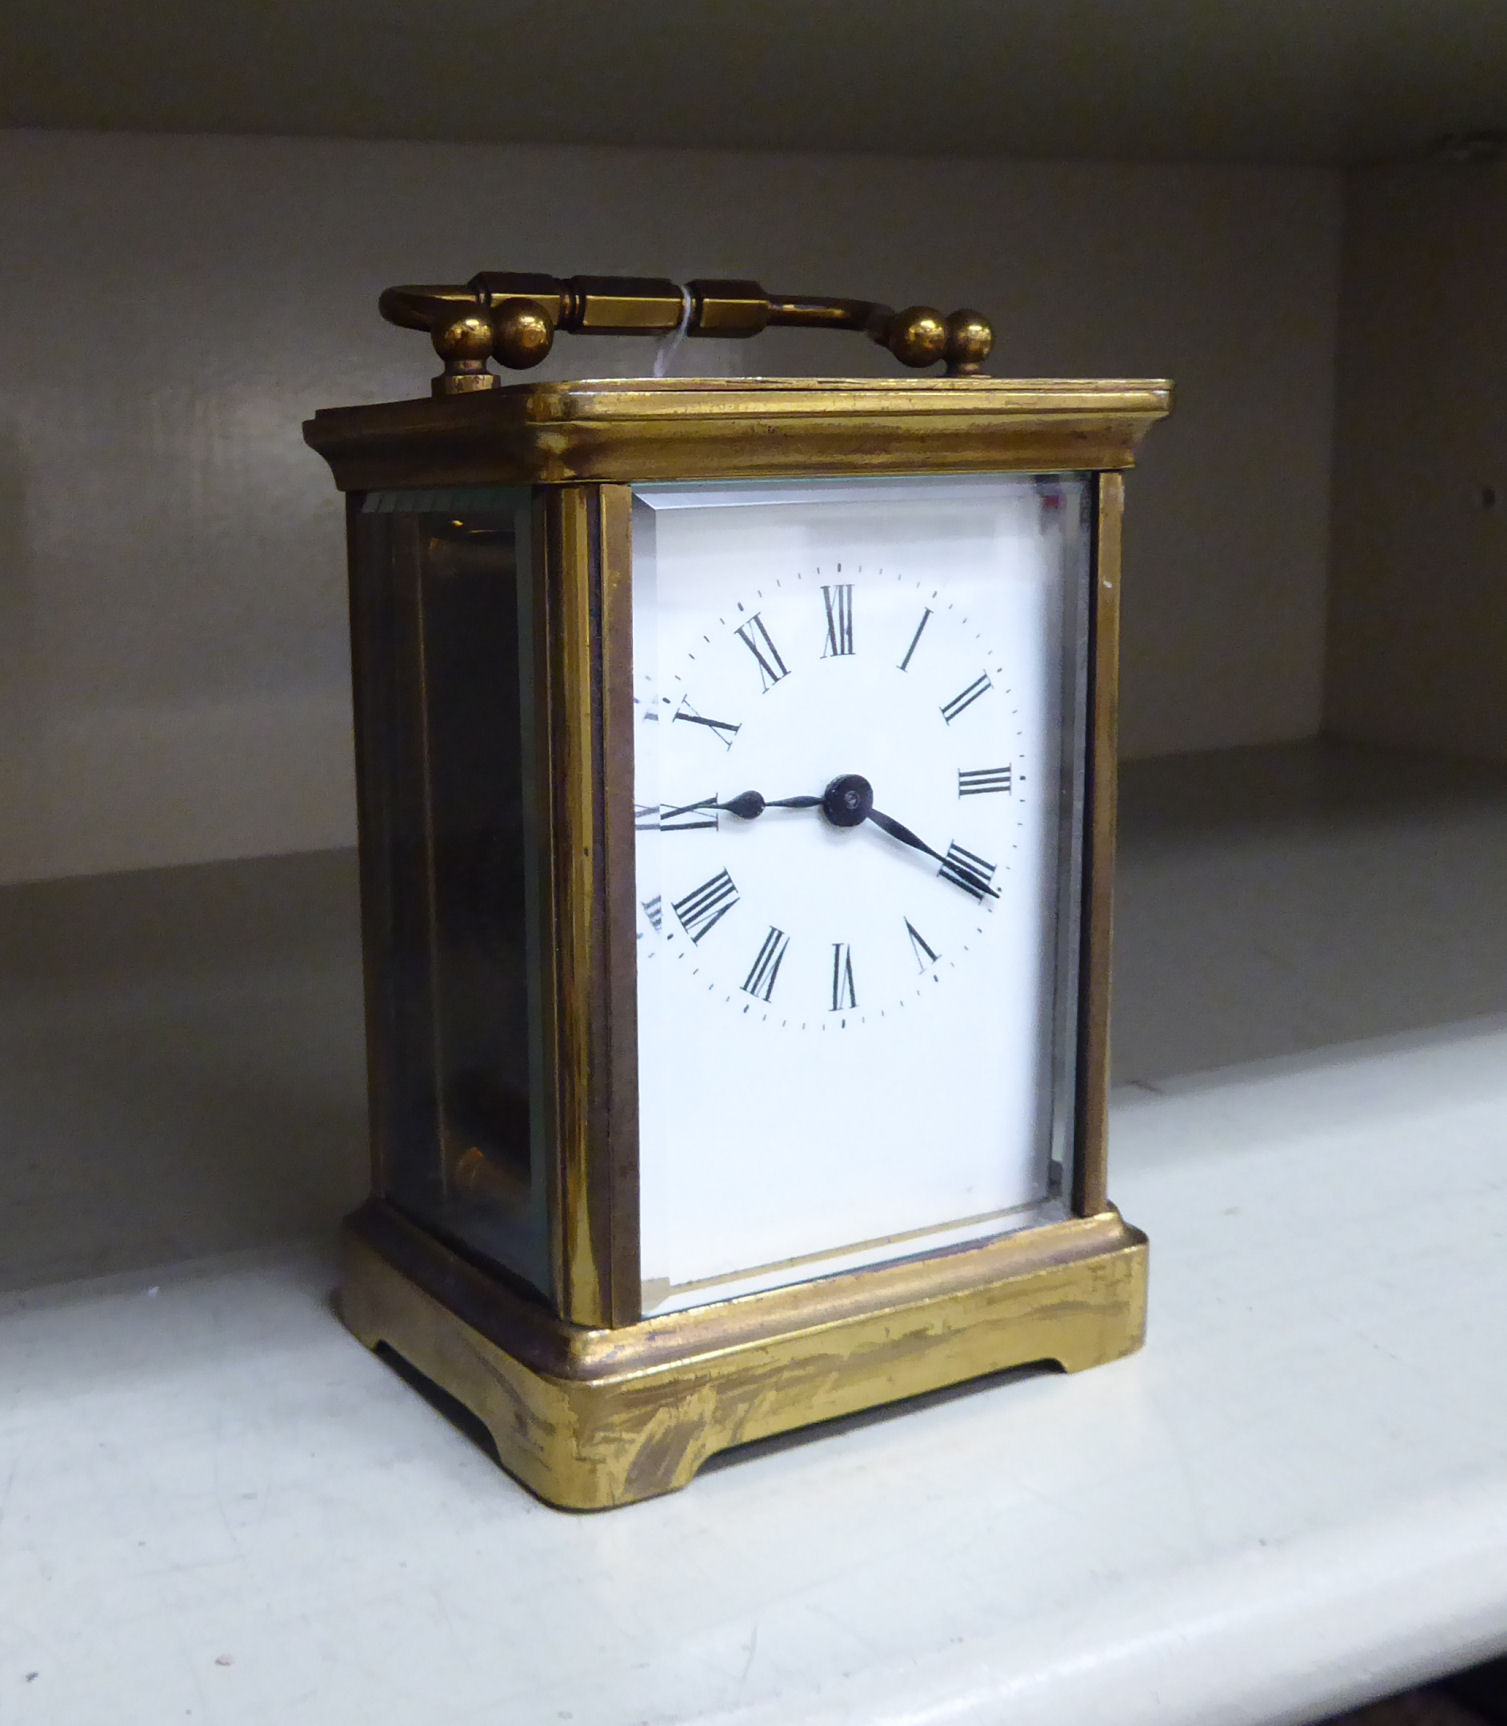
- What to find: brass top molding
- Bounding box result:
[380,273,996,394]
[304,376,1173,491]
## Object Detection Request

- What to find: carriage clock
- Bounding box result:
[304,272,1170,1508]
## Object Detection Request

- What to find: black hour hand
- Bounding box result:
[719,790,823,820]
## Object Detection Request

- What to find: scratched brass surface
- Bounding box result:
[340,1199,1149,1510]
[303,377,1171,491]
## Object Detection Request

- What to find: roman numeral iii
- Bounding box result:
[672,870,740,943]
[958,766,1013,796]
[938,842,1000,902]
[735,613,790,692]
[940,673,992,724]
[830,942,857,1011]
[821,583,854,657]
[741,926,790,1002]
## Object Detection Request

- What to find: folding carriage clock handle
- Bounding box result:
[378,273,995,395]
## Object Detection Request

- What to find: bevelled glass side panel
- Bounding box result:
[351,489,550,1300]
[631,474,1091,1315]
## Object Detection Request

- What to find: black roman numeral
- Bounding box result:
[636,797,719,830]
[904,918,940,972]
[657,796,719,832]
[821,583,854,657]
[940,674,992,725]
[642,895,663,932]
[735,613,790,692]
[672,697,741,749]
[898,607,932,672]
[938,842,1000,901]
[741,926,790,1002]
[958,765,1013,797]
[830,942,857,1011]
[672,870,739,943]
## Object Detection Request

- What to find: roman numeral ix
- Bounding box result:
[735,613,790,692]
[938,842,1000,902]
[958,765,1013,797]
[655,797,720,832]
[830,942,857,1012]
[741,926,790,1003]
[642,895,663,932]
[940,673,992,725]
[821,583,854,657]
[672,870,740,943]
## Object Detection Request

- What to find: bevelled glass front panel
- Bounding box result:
[632,474,1091,1315]
[352,490,550,1300]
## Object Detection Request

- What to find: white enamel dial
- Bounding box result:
[632,475,1089,1315]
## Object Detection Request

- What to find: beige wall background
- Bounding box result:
[1327,163,1507,759]
[0,131,1342,884]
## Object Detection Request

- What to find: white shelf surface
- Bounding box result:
[4,742,1507,1726]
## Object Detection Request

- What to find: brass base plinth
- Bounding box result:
[339,1200,1148,1511]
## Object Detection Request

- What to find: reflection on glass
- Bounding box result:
[631,474,1091,1314]
[352,493,548,1298]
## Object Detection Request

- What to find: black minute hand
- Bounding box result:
[866,806,946,864]
[868,805,1002,900]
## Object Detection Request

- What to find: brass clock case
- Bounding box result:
[306,373,1169,1509]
